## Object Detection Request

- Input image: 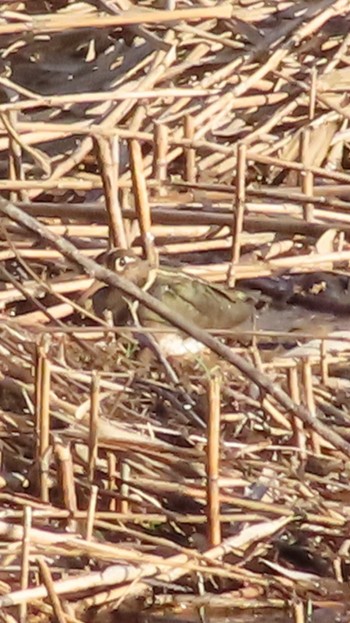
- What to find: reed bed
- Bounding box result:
[0,1,350,622]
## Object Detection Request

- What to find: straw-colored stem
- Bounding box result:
[229,142,246,287]
[206,373,221,547]
[96,135,127,248]
[88,372,100,483]
[130,138,156,263]
[35,335,51,502]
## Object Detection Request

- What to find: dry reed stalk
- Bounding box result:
[184,114,196,183]
[17,303,76,325]
[37,558,68,623]
[107,452,117,513]
[293,599,306,623]
[0,6,234,36]
[320,339,329,386]
[19,506,31,623]
[5,196,350,453]
[118,460,130,515]
[96,135,127,248]
[35,335,51,502]
[1,1,350,618]
[302,359,321,456]
[86,485,98,542]
[0,88,216,117]
[38,42,177,203]
[5,110,25,204]
[88,372,100,483]
[130,138,155,263]
[153,123,169,196]
[229,142,247,287]
[54,442,78,534]
[288,367,307,462]
[301,128,314,222]
[206,373,221,547]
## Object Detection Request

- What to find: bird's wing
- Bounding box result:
[142,273,253,329]
[92,286,132,324]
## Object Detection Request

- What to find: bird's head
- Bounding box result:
[100,248,151,288]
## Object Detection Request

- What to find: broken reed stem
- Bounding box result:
[309,67,317,121]
[0,5,233,35]
[293,598,306,623]
[37,558,68,623]
[300,70,316,222]
[96,134,127,248]
[302,359,321,456]
[333,556,343,582]
[19,506,31,623]
[301,128,314,222]
[253,352,291,431]
[119,460,131,514]
[54,442,78,533]
[154,123,169,196]
[86,485,98,541]
[229,142,246,287]
[206,373,221,547]
[320,339,329,386]
[6,111,25,203]
[262,395,291,431]
[88,372,100,483]
[129,138,156,264]
[107,452,117,512]
[184,114,196,183]
[35,335,51,502]
[288,366,306,461]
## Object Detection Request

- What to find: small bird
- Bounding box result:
[90,248,255,356]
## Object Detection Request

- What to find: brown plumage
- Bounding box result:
[91,248,254,332]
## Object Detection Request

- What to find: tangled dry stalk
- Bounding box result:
[1,1,350,622]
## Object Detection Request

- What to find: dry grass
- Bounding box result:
[0,1,350,622]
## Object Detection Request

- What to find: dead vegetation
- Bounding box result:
[1,1,350,622]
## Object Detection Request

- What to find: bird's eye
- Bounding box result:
[115,257,126,271]
[114,254,138,272]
